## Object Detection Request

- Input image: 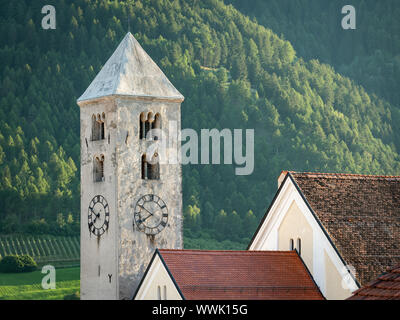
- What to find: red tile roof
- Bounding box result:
[287,171,400,286]
[158,249,324,300]
[347,265,400,300]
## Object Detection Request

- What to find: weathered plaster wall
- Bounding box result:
[116,97,183,300]
[80,98,119,300]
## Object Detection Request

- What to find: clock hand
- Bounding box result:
[90,208,101,223]
[141,213,153,223]
[90,208,97,222]
[138,204,153,217]
[90,207,100,217]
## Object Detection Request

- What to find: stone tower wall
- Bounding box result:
[115,97,183,300]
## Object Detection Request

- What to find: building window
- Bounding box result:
[148,153,160,180]
[139,112,161,141]
[140,112,146,140]
[141,153,160,180]
[157,286,161,300]
[157,285,167,300]
[289,238,294,251]
[141,154,147,179]
[296,238,301,256]
[101,113,105,139]
[94,155,104,182]
[152,113,161,140]
[92,113,105,141]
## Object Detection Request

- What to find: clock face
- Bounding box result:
[134,194,168,235]
[88,195,110,237]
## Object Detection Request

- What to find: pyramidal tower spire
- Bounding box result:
[78,32,184,104]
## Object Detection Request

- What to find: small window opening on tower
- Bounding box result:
[92,113,105,141]
[152,113,161,140]
[139,112,161,141]
[94,155,105,182]
[140,112,146,140]
[148,153,160,180]
[141,153,160,180]
[101,113,105,139]
[141,154,147,180]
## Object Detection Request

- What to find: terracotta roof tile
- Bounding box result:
[288,171,400,286]
[348,265,400,300]
[158,249,324,300]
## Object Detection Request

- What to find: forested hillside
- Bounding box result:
[0,0,399,248]
[227,0,400,131]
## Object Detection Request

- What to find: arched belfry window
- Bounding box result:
[141,154,147,179]
[147,112,154,140]
[139,112,161,141]
[141,153,160,180]
[94,155,105,182]
[140,112,146,140]
[101,113,105,139]
[92,115,96,139]
[152,113,161,140]
[148,152,160,180]
[92,113,105,141]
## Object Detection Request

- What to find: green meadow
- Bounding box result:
[0,267,80,300]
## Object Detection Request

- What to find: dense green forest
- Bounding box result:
[0,0,399,249]
[227,0,400,123]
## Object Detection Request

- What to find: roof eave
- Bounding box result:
[247,172,291,250]
[77,93,184,107]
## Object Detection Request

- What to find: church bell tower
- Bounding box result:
[77,32,184,300]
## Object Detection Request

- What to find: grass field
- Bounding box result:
[0,267,80,300]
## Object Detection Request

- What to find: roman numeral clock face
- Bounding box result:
[88,195,110,237]
[134,194,168,235]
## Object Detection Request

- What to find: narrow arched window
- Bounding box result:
[146,112,154,140]
[296,238,301,256]
[140,112,146,140]
[101,113,105,139]
[141,154,147,179]
[94,155,104,182]
[163,285,167,300]
[157,285,161,300]
[152,113,161,141]
[92,113,105,141]
[147,152,160,180]
[289,238,294,251]
[92,115,97,140]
